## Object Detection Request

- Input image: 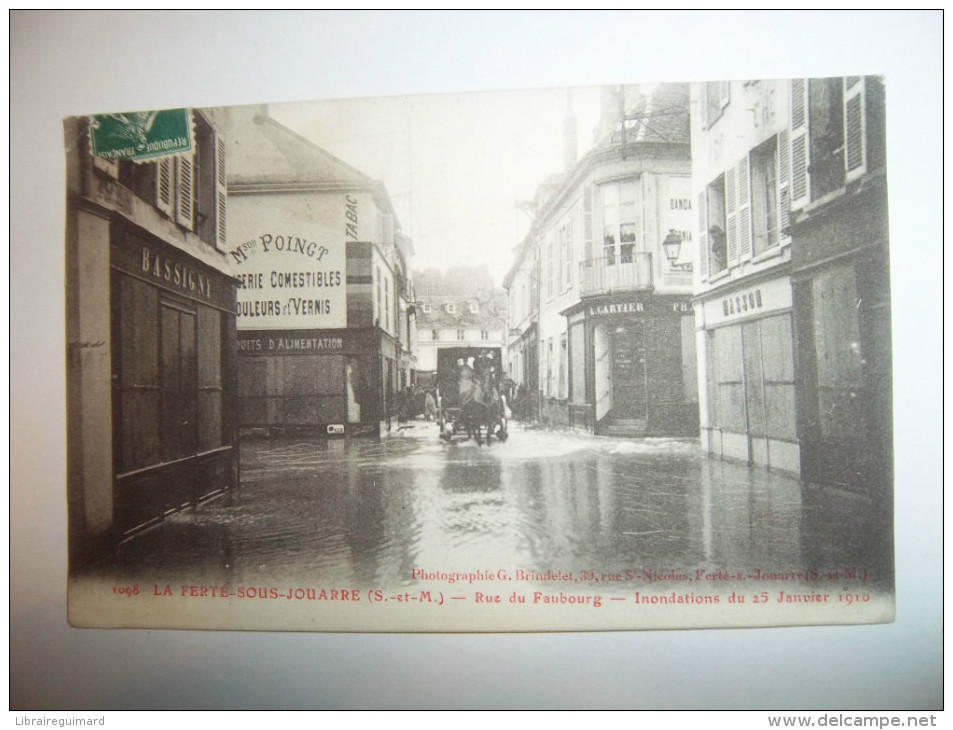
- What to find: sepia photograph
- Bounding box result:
[12,9,941,712]
[66,78,894,633]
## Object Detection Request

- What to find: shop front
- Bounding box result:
[237,327,385,438]
[790,186,892,496]
[563,294,697,437]
[110,222,239,539]
[696,275,799,475]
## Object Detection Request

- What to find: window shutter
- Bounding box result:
[777,129,791,237]
[844,77,866,182]
[156,158,173,215]
[175,154,195,230]
[725,166,738,264]
[697,189,708,279]
[215,136,227,250]
[790,78,809,210]
[737,156,751,259]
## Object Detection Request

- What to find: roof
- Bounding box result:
[223,105,399,221]
[415,293,507,329]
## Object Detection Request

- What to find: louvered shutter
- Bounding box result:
[844,77,866,183]
[777,129,791,238]
[156,158,173,215]
[725,167,738,265]
[737,156,751,259]
[215,136,227,250]
[697,189,708,279]
[790,78,809,210]
[175,154,195,230]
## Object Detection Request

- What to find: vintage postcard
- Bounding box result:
[65,78,894,632]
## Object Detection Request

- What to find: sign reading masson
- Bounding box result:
[228,194,357,330]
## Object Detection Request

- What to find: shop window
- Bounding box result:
[750,136,779,254]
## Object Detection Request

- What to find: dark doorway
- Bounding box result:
[610,321,647,421]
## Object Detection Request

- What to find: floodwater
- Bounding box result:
[89,422,894,595]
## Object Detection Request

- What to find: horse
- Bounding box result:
[459,369,508,446]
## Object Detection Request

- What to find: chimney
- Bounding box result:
[563,90,577,173]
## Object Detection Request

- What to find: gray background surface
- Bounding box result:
[10,10,942,710]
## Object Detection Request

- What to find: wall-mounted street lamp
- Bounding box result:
[662,229,693,272]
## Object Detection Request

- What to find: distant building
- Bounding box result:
[413,291,507,378]
[65,108,238,562]
[225,107,415,437]
[505,84,697,436]
[691,77,890,492]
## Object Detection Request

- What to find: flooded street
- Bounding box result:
[87,422,893,598]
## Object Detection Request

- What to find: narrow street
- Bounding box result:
[87,422,893,598]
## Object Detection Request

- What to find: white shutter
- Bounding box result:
[790,78,810,210]
[697,189,708,279]
[777,129,791,239]
[156,158,173,216]
[215,136,227,250]
[737,156,751,259]
[844,77,866,183]
[725,167,738,265]
[175,154,195,230]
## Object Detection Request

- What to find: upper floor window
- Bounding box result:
[116,111,226,250]
[481,330,489,340]
[445,303,456,314]
[546,238,555,298]
[705,81,730,128]
[469,302,479,314]
[750,136,779,255]
[601,180,637,266]
[808,78,845,200]
[431,329,439,341]
[791,77,874,210]
[705,175,727,274]
[456,330,465,341]
[559,221,573,290]
[421,303,431,314]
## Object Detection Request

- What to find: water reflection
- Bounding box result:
[85,429,892,593]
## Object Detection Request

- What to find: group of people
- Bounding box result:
[396,352,523,425]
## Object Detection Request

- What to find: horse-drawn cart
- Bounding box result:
[435,347,508,446]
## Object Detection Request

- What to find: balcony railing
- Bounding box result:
[579,252,653,297]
